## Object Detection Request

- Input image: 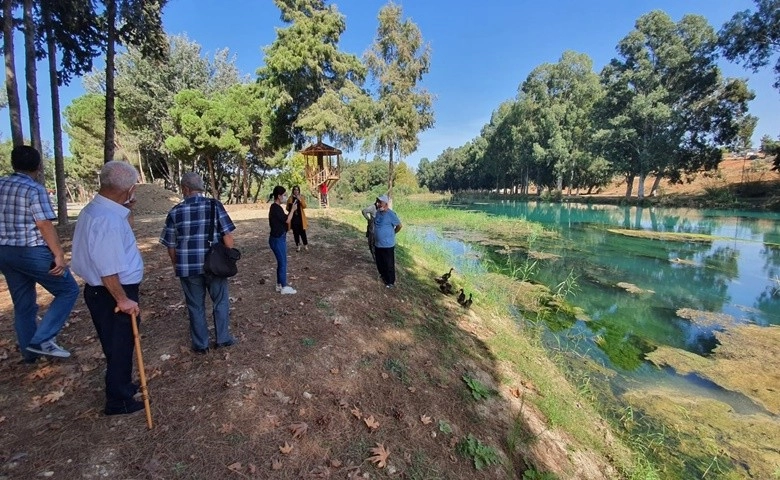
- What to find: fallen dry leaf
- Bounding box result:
[368,443,390,468]
[227,462,242,472]
[272,458,283,470]
[510,387,521,398]
[29,365,56,380]
[289,422,308,439]
[363,415,379,431]
[330,367,339,374]
[330,459,342,468]
[279,442,293,455]
[350,406,362,419]
[420,414,432,425]
[218,423,234,434]
[42,390,65,404]
[381,372,389,379]
[248,463,257,474]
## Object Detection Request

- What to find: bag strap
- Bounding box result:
[207,199,217,247]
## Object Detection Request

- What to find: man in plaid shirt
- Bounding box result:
[159,173,237,354]
[0,146,79,362]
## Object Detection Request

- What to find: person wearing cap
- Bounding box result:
[269,186,298,294]
[373,195,402,288]
[159,172,237,354]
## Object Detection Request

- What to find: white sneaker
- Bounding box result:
[280,286,297,295]
[275,284,282,292]
[27,339,71,358]
[304,245,308,251]
[296,245,301,252]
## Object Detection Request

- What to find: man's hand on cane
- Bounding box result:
[116,297,140,317]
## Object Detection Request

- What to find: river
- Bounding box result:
[413,199,780,475]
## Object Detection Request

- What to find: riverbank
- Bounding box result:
[0,201,641,479]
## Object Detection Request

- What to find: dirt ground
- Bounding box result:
[2,188,620,480]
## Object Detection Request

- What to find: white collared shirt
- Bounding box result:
[71,194,144,287]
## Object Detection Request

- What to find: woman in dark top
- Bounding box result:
[269,186,297,294]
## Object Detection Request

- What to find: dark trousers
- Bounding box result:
[291,222,308,246]
[84,284,140,410]
[374,246,396,286]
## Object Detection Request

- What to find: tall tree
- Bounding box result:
[113,34,212,183]
[720,0,780,91]
[41,0,101,222]
[363,1,434,197]
[520,51,604,194]
[98,0,167,163]
[3,0,24,145]
[22,0,41,163]
[597,11,753,199]
[257,0,368,150]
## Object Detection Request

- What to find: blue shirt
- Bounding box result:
[159,195,236,277]
[374,208,401,248]
[71,194,144,286]
[0,172,56,247]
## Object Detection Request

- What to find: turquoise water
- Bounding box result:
[421,200,780,414]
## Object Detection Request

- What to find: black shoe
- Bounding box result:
[104,400,145,416]
[192,347,209,355]
[216,338,236,348]
[18,355,39,365]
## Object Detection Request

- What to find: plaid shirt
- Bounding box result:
[159,195,235,277]
[0,172,56,247]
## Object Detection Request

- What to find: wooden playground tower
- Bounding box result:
[300,140,342,207]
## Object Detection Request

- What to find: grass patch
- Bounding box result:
[462,374,496,401]
[456,434,502,470]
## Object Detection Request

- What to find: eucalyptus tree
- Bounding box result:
[520,51,604,195]
[257,0,368,152]
[96,0,167,164]
[363,1,434,197]
[720,0,780,91]
[598,11,753,199]
[480,100,516,192]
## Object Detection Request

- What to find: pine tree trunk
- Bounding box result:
[23,0,41,169]
[3,0,24,146]
[103,0,116,163]
[44,8,68,224]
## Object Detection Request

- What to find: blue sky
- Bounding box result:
[7,0,780,170]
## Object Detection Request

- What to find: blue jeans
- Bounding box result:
[180,274,232,350]
[0,245,79,360]
[268,235,288,286]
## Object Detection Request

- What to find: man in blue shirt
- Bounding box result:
[0,146,79,362]
[160,173,237,354]
[373,195,402,288]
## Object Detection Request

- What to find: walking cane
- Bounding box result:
[130,311,153,429]
[115,307,153,429]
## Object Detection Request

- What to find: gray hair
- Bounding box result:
[99,161,139,191]
[181,172,205,192]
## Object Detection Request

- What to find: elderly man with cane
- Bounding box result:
[72,161,147,416]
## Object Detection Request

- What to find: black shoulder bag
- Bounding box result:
[203,200,241,277]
